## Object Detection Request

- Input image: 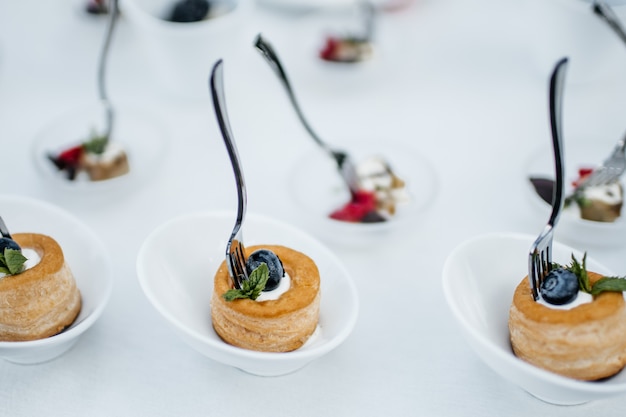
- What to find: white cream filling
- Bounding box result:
[357,157,393,191]
[355,157,410,211]
[256,272,291,302]
[582,182,623,205]
[83,142,126,164]
[537,291,593,310]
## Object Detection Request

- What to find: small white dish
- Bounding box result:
[525,141,626,247]
[121,0,250,98]
[288,137,437,246]
[32,101,169,199]
[0,194,112,364]
[136,210,359,376]
[442,233,626,405]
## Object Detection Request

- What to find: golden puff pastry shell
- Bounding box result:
[509,272,626,380]
[211,244,320,353]
[0,233,81,342]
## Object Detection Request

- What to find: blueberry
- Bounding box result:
[0,237,21,253]
[246,249,284,292]
[168,0,210,23]
[540,268,579,305]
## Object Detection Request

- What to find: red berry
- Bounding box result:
[329,190,378,222]
[320,37,340,61]
[572,167,594,187]
[58,146,83,165]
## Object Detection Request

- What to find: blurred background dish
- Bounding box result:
[121,0,251,99]
[287,136,437,246]
[525,140,626,247]
[32,100,169,200]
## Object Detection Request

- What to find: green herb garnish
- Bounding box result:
[556,253,626,296]
[222,263,269,301]
[0,248,27,275]
[82,132,108,155]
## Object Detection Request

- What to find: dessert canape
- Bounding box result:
[509,254,626,380]
[0,231,81,342]
[319,36,373,63]
[330,157,409,223]
[530,168,624,223]
[566,168,623,223]
[211,244,321,353]
[47,132,129,182]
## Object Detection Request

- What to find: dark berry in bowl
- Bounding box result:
[0,237,21,253]
[168,0,211,23]
[540,268,579,305]
[246,249,284,292]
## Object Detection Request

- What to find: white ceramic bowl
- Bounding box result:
[32,101,169,199]
[136,210,359,376]
[288,137,437,246]
[525,141,626,248]
[0,195,112,364]
[121,0,250,98]
[442,233,626,405]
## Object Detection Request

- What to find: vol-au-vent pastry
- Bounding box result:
[211,244,320,353]
[0,233,81,342]
[48,134,129,182]
[509,255,626,381]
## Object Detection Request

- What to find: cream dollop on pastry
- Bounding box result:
[0,233,81,341]
[211,244,320,353]
[509,271,626,380]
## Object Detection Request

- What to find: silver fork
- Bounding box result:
[592,0,626,45]
[572,136,626,190]
[528,57,568,301]
[0,216,12,239]
[210,59,248,290]
[254,34,360,195]
[97,0,118,143]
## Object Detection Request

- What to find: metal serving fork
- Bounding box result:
[97,0,118,143]
[254,34,360,195]
[592,0,626,45]
[572,136,626,190]
[210,59,248,289]
[528,57,568,301]
[0,217,12,239]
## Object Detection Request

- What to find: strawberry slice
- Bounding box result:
[572,167,594,188]
[58,146,83,166]
[329,190,379,223]
[320,37,340,61]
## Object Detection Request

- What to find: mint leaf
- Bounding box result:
[591,277,626,295]
[222,263,269,301]
[560,253,626,296]
[0,248,27,275]
[82,132,108,155]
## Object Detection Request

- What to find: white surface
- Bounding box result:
[2,0,626,415]
[0,195,112,364]
[137,210,358,376]
[442,233,626,405]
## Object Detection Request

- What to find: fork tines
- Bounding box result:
[226,239,247,289]
[528,225,554,301]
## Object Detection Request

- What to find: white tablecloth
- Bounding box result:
[2,0,626,415]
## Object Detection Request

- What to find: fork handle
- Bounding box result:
[547,57,568,228]
[210,60,247,228]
